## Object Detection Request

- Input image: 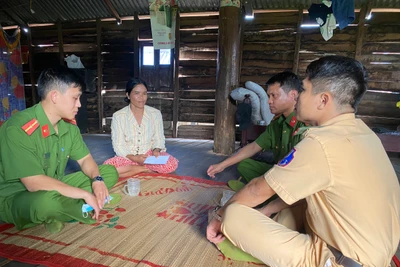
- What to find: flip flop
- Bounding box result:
[216,239,263,263]
[227,180,246,192]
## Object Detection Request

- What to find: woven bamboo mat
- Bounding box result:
[0,174,266,267]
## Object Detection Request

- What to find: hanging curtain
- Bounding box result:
[0,28,26,126]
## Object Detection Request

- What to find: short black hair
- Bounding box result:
[306,56,368,111]
[37,66,83,100]
[124,77,149,103]
[266,71,303,94]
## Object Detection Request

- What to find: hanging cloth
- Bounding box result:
[0,27,26,126]
[65,54,85,69]
[332,0,355,30]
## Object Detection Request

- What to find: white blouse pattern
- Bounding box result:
[111,105,166,157]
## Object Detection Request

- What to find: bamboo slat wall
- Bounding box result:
[18,9,400,139]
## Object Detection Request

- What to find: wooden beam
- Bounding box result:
[133,12,140,77]
[214,5,242,155]
[355,1,372,60]
[27,27,37,105]
[172,10,180,138]
[57,21,64,65]
[292,7,303,74]
[104,0,122,24]
[96,18,104,132]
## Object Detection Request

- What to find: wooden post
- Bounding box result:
[133,12,140,77]
[214,2,242,155]
[292,8,303,74]
[27,27,37,105]
[57,21,64,65]
[355,2,371,61]
[172,10,180,138]
[96,18,104,132]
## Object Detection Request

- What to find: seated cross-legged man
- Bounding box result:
[0,67,119,233]
[207,71,306,191]
[207,56,400,267]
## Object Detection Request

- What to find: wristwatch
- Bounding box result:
[92,175,104,183]
[212,205,222,222]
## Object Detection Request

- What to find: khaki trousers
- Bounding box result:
[221,203,337,267]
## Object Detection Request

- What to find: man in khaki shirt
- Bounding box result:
[207,56,400,267]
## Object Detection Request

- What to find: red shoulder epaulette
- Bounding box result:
[289,116,297,128]
[62,118,77,125]
[21,118,40,135]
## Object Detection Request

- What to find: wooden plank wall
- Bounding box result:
[300,12,400,130]
[177,15,219,139]
[241,12,298,85]
[102,18,174,137]
[19,10,400,138]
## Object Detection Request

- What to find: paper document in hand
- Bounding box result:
[144,155,170,165]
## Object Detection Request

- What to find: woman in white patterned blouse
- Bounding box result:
[104,78,178,177]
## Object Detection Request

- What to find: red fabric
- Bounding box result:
[104,150,178,174]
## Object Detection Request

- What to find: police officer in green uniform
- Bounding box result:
[0,67,119,233]
[207,72,305,189]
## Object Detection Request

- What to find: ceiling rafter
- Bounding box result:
[104,0,122,24]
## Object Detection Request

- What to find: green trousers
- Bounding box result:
[237,158,274,183]
[3,164,118,230]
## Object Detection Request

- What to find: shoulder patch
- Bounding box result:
[62,118,77,125]
[21,118,40,135]
[277,148,296,167]
[289,116,297,128]
[41,124,50,138]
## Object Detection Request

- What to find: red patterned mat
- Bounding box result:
[0,174,265,267]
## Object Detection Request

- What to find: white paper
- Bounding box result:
[144,155,170,165]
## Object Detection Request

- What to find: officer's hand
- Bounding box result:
[207,164,224,179]
[92,181,110,209]
[258,204,274,217]
[84,193,101,220]
[206,218,225,244]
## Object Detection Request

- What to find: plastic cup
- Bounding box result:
[123,178,140,196]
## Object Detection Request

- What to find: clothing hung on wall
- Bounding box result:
[0,27,26,126]
[308,0,337,41]
[65,54,85,69]
[332,0,355,30]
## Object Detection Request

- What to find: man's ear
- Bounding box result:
[289,90,298,100]
[50,90,58,104]
[318,93,330,110]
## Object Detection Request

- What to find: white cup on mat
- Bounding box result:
[123,178,140,196]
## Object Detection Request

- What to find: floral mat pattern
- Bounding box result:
[0,173,265,267]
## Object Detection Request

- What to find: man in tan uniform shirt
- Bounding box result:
[207,56,400,267]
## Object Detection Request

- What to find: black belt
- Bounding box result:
[327,245,362,267]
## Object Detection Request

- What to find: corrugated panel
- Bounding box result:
[0,10,14,25]
[1,0,400,26]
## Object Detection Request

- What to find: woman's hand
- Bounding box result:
[127,154,147,165]
[152,148,161,158]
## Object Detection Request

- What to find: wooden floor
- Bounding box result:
[1,134,399,267]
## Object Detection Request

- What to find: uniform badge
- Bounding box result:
[42,124,50,138]
[289,116,297,128]
[277,148,296,167]
[21,119,39,135]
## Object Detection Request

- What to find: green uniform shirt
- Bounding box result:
[0,103,90,201]
[255,111,305,163]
